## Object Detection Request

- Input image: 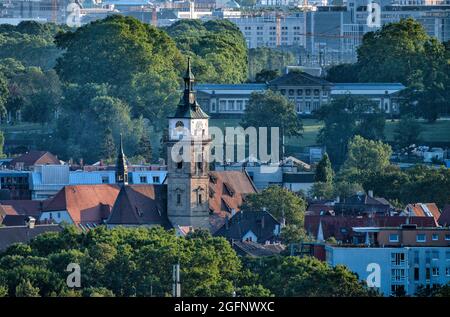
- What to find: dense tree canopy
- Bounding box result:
[243,256,378,297]
[0,226,379,297]
[315,95,385,166]
[248,47,296,81]
[165,19,248,84]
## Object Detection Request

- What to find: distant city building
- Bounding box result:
[196,71,405,117]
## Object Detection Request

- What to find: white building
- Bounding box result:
[29,164,167,200]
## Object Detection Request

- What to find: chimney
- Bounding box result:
[368,190,374,198]
[26,216,36,229]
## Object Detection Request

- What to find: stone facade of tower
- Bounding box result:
[167,58,211,229]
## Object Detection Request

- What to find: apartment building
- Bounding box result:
[326,225,450,296]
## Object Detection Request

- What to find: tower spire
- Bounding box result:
[116,133,128,185]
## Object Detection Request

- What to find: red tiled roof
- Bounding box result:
[208,171,257,231]
[43,185,120,224]
[438,205,450,227]
[10,150,60,168]
[405,203,441,225]
[305,215,438,242]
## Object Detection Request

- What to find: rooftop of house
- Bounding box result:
[43,184,121,225]
[213,210,281,244]
[405,203,441,225]
[0,224,63,251]
[305,215,439,242]
[208,170,258,232]
[9,150,60,169]
[0,200,43,217]
[232,241,285,257]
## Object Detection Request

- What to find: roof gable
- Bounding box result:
[107,185,171,228]
[268,71,331,87]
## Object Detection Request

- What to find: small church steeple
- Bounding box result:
[116,133,128,185]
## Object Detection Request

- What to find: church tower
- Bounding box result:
[167,58,211,229]
[116,133,128,185]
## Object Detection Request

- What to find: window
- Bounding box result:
[314,89,320,96]
[417,234,426,242]
[446,267,450,276]
[140,176,147,183]
[297,89,303,95]
[177,161,183,169]
[219,100,226,111]
[176,193,181,205]
[391,252,405,265]
[228,100,235,111]
[389,234,399,242]
[280,89,286,95]
[414,267,419,281]
[305,89,311,96]
[445,234,450,241]
[101,176,109,184]
[198,194,203,205]
[432,234,439,241]
[152,176,160,183]
[432,267,439,276]
[289,89,294,96]
[391,268,405,282]
[426,267,431,280]
[236,100,243,111]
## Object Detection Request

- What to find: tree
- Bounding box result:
[248,48,296,81]
[315,95,385,166]
[4,66,62,124]
[242,185,306,227]
[55,15,182,128]
[0,74,8,118]
[356,19,449,121]
[308,181,334,200]
[165,19,248,84]
[135,128,153,163]
[394,114,422,150]
[343,136,392,173]
[243,256,378,297]
[255,69,280,83]
[100,128,116,161]
[0,130,5,158]
[15,280,40,297]
[325,63,360,83]
[242,90,303,158]
[315,153,333,183]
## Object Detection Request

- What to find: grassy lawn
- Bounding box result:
[211,117,450,149]
[385,118,450,144]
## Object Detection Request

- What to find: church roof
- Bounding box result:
[107,184,171,228]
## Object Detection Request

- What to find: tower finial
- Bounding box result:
[116,132,128,185]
